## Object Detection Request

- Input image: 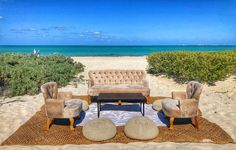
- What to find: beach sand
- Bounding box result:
[0,56,236,149]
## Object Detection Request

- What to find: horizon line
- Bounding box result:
[1,44,236,46]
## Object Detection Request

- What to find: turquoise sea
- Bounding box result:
[0,45,236,56]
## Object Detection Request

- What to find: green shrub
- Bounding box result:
[0,53,84,97]
[147,51,236,84]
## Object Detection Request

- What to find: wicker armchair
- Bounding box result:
[162,81,203,129]
[41,82,82,130]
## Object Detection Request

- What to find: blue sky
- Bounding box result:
[0,0,235,45]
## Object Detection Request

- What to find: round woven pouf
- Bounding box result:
[82,118,116,141]
[124,116,159,140]
[152,99,162,111]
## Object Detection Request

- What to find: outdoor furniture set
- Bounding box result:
[41,70,203,131]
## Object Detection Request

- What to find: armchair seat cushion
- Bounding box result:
[63,99,82,118]
[161,98,181,118]
[88,84,150,96]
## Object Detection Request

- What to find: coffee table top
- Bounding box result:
[97,93,146,102]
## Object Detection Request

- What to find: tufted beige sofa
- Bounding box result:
[87,70,150,103]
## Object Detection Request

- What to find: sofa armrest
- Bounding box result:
[88,79,94,88]
[58,92,72,101]
[172,91,187,100]
[45,99,65,117]
[179,99,198,117]
[142,79,149,88]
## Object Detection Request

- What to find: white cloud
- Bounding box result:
[10,27,37,32]
[93,31,101,35]
[27,28,36,31]
[10,25,67,33]
[52,26,65,31]
[75,31,118,41]
[77,31,103,38]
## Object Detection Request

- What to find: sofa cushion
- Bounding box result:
[88,84,150,96]
[92,84,145,89]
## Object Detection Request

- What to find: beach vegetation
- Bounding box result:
[147,51,236,84]
[0,53,84,97]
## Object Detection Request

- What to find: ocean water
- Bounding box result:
[0,45,236,56]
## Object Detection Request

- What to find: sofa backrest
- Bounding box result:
[88,70,146,85]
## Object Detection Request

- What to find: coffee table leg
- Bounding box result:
[140,103,142,112]
[142,102,145,116]
[97,102,100,118]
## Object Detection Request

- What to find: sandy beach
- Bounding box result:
[0,56,236,149]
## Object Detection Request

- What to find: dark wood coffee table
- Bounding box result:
[97,93,146,117]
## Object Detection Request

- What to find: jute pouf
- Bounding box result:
[124,116,159,140]
[81,100,89,111]
[82,118,116,141]
[152,99,162,111]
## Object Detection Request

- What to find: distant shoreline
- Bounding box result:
[70,55,147,57]
[0,45,236,56]
[1,51,236,57]
[1,45,236,46]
